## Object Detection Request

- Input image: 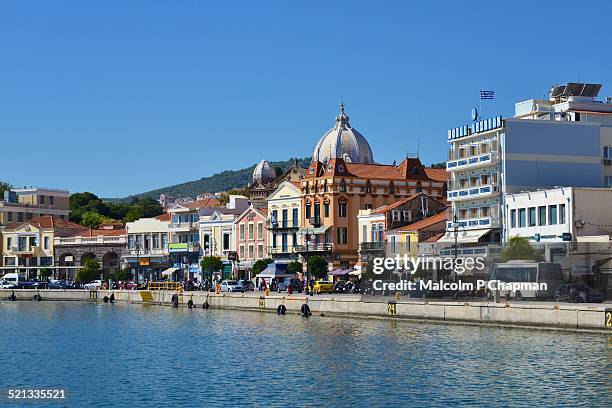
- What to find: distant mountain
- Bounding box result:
[119,157,312,201]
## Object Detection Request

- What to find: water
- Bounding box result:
[1,301,609,407]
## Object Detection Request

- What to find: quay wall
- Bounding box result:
[2,289,610,332]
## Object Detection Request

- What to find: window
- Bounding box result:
[362,225,367,242]
[339,180,347,192]
[364,181,371,193]
[162,234,168,248]
[153,235,159,249]
[239,224,245,240]
[305,203,311,219]
[559,203,566,224]
[378,223,384,242]
[389,183,395,194]
[7,212,12,222]
[337,227,347,245]
[528,207,536,227]
[272,233,277,249]
[292,208,298,227]
[257,222,263,239]
[39,195,45,204]
[324,202,330,218]
[339,202,347,217]
[248,223,254,240]
[392,211,400,222]
[469,145,477,156]
[538,206,547,226]
[603,146,612,159]
[248,244,254,259]
[29,236,37,248]
[18,212,24,222]
[605,176,612,188]
[518,208,526,228]
[49,196,54,205]
[257,244,263,259]
[314,202,321,219]
[364,204,372,210]
[371,224,377,242]
[6,237,12,249]
[548,205,558,225]
[223,233,230,250]
[390,236,396,253]
[239,245,245,260]
[510,209,516,228]
[481,207,490,217]
[403,210,411,222]
[282,209,288,227]
[271,210,278,224]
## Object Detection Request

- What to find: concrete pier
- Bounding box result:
[2,289,610,333]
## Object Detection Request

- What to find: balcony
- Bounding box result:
[447,180,499,201]
[294,243,333,253]
[267,246,297,257]
[266,218,299,230]
[359,242,386,252]
[447,150,499,171]
[169,222,196,231]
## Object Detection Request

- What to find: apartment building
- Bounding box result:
[266,180,302,263]
[0,188,70,226]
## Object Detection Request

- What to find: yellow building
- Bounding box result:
[1,215,84,279]
[266,180,302,262]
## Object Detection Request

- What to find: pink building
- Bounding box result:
[234,205,268,279]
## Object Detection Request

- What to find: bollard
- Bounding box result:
[395,292,401,301]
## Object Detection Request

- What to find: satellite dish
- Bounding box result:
[471,108,479,122]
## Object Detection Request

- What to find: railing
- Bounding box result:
[266,218,299,229]
[447,151,499,170]
[294,243,333,252]
[148,282,183,291]
[125,248,168,256]
[55,236,126,245]
[359,242,386,251]
[447,183,499,200]
[268,246,295,255]
[169,222,195,230]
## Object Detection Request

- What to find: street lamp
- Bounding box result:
[134,239,141,287]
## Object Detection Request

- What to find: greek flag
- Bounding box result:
[480,90,495,100]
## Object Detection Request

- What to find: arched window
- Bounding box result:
[378,223,384,242]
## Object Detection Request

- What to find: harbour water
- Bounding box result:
[1,301,609,407]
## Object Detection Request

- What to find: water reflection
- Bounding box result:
[0,301,608,407]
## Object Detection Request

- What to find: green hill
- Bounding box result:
[123,157,311,200]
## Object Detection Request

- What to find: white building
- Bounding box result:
[444,82,612,244]
[266,181,302,263]
[124,213,170,281]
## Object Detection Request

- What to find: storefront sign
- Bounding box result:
[140,258,150,266]
[448,115,503,140]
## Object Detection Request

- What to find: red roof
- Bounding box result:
[5,215,84,231]
[424,168,447,182]
[396,211,447,232]
[155,212,171,221]
[67,228,127,238]
[371,194,419,214]
[423,232,445,242]
[184,198,221,210]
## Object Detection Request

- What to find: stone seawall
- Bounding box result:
[2,289,610,333]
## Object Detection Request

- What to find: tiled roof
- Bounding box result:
[67,228,127,238]
[371,194,419,214]
[184,198,221,210]
[423,232,445,242]
[155,212,171,221]
[396,211,447,232]
[4,215,85,232]
[424,168,447,182]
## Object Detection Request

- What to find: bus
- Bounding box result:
[487,260,564,300]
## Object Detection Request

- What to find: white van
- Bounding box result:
[487,260,564,300]
[1,273,25,284]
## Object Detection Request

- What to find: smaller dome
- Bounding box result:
[253,160,277,184]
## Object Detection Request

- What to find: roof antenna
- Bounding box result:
[416,139,420,158]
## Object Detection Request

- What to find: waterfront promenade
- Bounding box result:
[2,289,610,333]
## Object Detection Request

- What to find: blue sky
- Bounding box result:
[1,0,610,197]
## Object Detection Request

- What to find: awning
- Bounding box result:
[256,263,296,279]
[161,267,179,276]
[349,264,362,276]
[437,229,491,244]
[297,226,329,236]
[330,268,356,276]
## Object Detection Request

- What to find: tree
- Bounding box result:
[40,267,52,281]
[0,180,13,197]
[307,256,328,280]
[288,260,303,274]
[200,256,224,274]
[252,258,273,276]
[501,236,543,262]
[81,211,103,229]
[123,197,163,222]
[112,268,133,282]
[77,259,101,283]
[430,162,447,169]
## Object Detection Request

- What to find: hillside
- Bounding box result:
[125,157,312,200]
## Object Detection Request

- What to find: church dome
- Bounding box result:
[252,160,277,184]
[312,103,374,164]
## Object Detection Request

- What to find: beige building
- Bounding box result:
[0,188,70,226]
[266,180,302,263]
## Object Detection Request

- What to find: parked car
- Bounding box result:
[277,279,299,293]
[84,280,103,291]
[0,280,17,289]
[17,279,47,289]
[48,280,71,289]
[220,280,245,293]
[313,280,334,294]
[238,280,255,291]
[116,281,137,290]
[554,284,604,303]
[333,281,348,293]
